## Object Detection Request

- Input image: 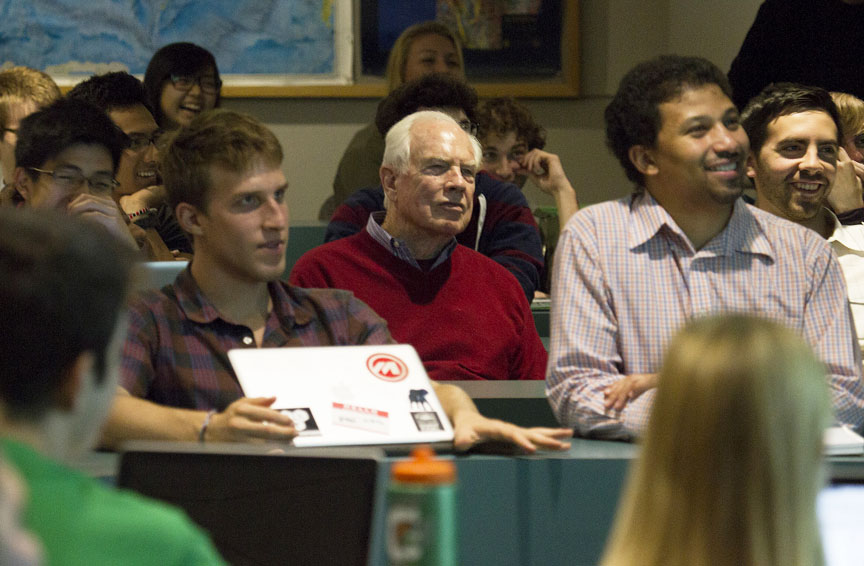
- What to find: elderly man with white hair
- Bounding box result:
[291,110,548,382]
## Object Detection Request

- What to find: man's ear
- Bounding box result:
[746,152,757,180]
[175,202,205,236]
[628,145,658,177]
[380,166,398,204]
[13,167,33,202]
[54,352,93,412]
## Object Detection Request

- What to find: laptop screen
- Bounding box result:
[818,481,864,566]
[117,443,380,566]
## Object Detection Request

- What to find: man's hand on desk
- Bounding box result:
[205,396,297,443]
[450,409,572,454]
[603,373,658,411]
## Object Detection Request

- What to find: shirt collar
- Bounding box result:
[172,264,315,328]
[364,212,457,271]
[825,207,848,243]
[627,192,774,259]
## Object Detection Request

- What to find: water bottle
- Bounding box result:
[386,445,457,565]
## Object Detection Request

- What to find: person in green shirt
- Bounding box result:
[0,208,225,566]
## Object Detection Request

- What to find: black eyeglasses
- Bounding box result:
[169,74,222,94]
[29,166,118,195]
[125,129,164,152]
[458,120,479,137]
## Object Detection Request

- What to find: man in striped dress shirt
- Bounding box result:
[546,55,864,440]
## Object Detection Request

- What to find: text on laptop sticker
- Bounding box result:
[332,402,389,434]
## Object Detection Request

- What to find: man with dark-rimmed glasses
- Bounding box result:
[12,98,140,250]
[68,71,192,255]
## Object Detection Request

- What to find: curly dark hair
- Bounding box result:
[375,73,477,135]
[67,71,151,114]
[605,55,734,185]
[475,97,545,150]
[742,82,842,154]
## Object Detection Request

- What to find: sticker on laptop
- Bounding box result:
[277,407,321,436]
[408,389,444,432]
[332,402,389,435]
[367,353,409,382]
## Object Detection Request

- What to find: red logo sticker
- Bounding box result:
[367,353,409,382]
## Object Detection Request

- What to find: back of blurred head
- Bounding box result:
[0,208,133,461]
[375,72,477,136]
[602,314,830,566]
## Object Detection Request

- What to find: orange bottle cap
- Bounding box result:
[391,445,456,485]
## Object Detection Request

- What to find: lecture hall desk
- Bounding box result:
[76,429,864,566]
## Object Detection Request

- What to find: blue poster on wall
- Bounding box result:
[0,0,343,81]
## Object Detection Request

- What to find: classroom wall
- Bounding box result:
[221,0,763,224]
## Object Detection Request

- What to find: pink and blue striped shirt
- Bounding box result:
[547,192,864,440]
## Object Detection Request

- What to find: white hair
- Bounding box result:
[381,110,483,175]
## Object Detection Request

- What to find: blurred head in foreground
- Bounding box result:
[602,314,830,566]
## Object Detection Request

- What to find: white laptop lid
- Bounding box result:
[228,344,453,447]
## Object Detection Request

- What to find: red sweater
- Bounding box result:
[290,230,547,380]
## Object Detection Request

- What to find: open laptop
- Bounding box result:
[117,442,381,566]
[228,344,454,449]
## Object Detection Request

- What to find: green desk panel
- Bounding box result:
[283,223,328,278]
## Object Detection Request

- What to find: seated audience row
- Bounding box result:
[67,71,192,255]
[292,111,547,381]
[105,108,572,452]
[325,73,545,300]
[323,21,465,219]
[547,55,864,440]
[3,33,864,566]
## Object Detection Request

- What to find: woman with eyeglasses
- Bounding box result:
[144,43,222,131]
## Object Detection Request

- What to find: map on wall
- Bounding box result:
[0,0,351,85]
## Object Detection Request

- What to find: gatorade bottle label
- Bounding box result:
[387,503,425,563]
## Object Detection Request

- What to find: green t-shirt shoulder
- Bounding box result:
[2,438,225,566]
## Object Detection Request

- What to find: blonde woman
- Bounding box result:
[322,22,465,219]
[602,315,830,566]
[832,92,864,164]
